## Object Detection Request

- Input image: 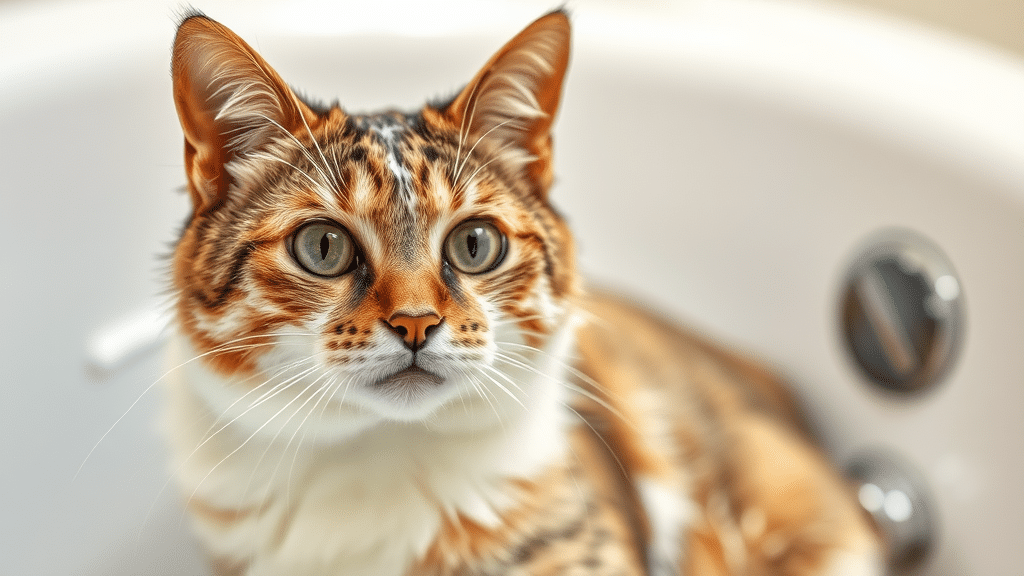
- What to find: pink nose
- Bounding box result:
[385,313,442,351]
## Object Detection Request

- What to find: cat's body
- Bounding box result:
[166,10,881,576]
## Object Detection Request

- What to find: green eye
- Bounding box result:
[445,220,506,274]
[292,221,356,277]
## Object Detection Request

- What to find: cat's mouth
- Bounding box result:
[371,365,445,390]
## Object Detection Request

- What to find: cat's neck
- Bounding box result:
[164,319,578,575]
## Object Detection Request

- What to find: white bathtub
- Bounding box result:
[2,0,1021,573]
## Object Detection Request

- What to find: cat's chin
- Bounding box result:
[354,364,458,421]
[371,365,445,395]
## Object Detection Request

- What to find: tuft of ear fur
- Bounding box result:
[445,10,571,196]
[171,14,319,215]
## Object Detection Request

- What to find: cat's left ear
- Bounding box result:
[443,10,571,196]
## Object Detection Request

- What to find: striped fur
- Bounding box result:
[166,10,882,576]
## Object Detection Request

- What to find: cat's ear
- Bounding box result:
[444,10,570,196]
[171,14,318,214]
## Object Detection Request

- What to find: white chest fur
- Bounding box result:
[162,333,573,576]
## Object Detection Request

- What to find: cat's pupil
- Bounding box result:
[467,232,479,260]
[320,234,330,260]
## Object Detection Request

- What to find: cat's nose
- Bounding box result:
[385,312,443,351]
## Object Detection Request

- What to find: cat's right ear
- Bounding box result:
[171,14,318,215]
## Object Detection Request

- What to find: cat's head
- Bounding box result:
[170,11,578,430]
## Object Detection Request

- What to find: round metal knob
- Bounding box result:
[840,229,965,394]
[847,452,936,570]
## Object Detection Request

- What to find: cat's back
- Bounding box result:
[574,290,807,431]
[572,292,881,576]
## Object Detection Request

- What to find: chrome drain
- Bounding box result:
[840,229,964,394]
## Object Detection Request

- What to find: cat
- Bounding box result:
[165,8,882,576]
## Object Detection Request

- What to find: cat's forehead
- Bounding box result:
[311,110,508,215]
[347,111,432,213]
[350,110,419,136]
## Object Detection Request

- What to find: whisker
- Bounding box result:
[466,373,504,428]
[248,151,335,201]
[248,369,334,516]
[477,365,526,408]
[452,117,523,193]
[291,101,346,192]
[562,401,632,482]
[453,75,485,183]
[492,350,635,431]
[75,333,314,480]
[182,363,330,522]
[145,358,319,530]
[453,140,518,196]
[253,113,340,196]
[485,348,635,480]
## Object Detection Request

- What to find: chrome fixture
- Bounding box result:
[847,451,935,570]
[840,229,964,394]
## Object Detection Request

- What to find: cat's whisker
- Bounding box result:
[496,346,619,406]
[290,98,346,192]
[497,327,555,342]
[465,373,504,428]
[310,371,355,444]
[146,359,320,531]
[335,372,358,412]
[481,363,527,396]
[248,150,335,202]
[252,370,335,516]
[490,320,555,336]
[452,117,523,194]
[456,380,471,417]
[490,312,550,324]
[492,350,635,430]
[254,112,342,196]
[174,332,318,367]
[183,363,332,521]
[239,369,342,544]
[492,340,545,355]
[74,333,314,481]
[453,140,519,197]
[188,355,317,457]
[487,349,635,479]
[182,361,320,470]
[191,362,319,461]
[287,370,341,464]
[452,74,487,184]
[560,401,633,483]
[476,365,526,408]
[231,360,324,418]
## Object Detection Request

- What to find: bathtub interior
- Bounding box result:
[1,0,1022,574]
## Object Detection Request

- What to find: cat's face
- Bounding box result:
[171,12,576,426]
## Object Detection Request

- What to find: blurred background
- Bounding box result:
[2,0,1022,574]
[831,0,1022,57]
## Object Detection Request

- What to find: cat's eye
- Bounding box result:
[445,220,506,274]
[291,221,357,277]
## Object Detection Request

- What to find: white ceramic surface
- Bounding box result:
[2,0,1022,574]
